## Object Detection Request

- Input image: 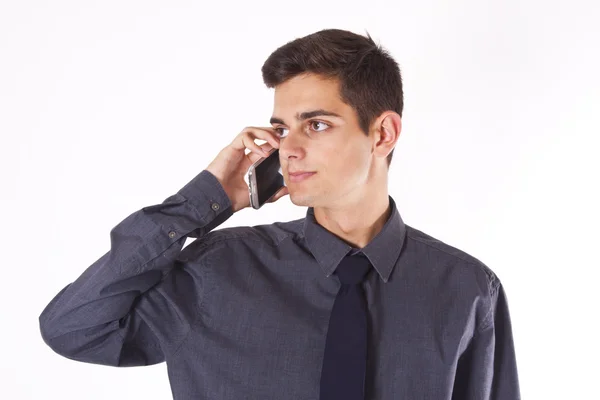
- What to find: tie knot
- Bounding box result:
[335,253,373,285]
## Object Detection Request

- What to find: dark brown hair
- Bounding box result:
[261,28,403,167]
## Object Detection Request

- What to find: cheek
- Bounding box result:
[318,136,368,174]
[328,148,366,177]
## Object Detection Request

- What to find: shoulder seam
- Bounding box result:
[407,229,495,281]
[476,275,501,334]
[406,228,500,334]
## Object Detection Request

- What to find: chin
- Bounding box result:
[288,192,315,208]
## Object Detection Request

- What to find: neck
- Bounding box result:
[313,187,391,249]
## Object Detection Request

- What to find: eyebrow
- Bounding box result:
[269,109,343,125]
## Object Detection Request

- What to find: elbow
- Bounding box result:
[38,314,122,366]
[39,310,64,353]
[38,313,80,360]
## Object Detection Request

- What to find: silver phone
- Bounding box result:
[247,148,285,210]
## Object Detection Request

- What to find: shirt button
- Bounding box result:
[211,202,220,211]
[168,231,176,238]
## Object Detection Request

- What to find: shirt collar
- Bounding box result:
[302,195,407,283]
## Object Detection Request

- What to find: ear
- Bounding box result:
[371,111,401,159]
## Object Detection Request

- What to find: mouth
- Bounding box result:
[288,172,316,183]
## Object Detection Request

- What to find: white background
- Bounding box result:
[1,0,599,398]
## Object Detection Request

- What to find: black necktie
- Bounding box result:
[319,252,372,400]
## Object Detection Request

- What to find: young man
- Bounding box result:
[39,29,521,399]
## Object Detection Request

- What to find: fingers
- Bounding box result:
[249,127,280,149]
[244,136,270,157]
[246,144,274,165]
[240,141,275,174]
[232,127,281,157]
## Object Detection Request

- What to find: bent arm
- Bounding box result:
[38,170,232,367]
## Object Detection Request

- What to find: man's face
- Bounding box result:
[271,73,374,208]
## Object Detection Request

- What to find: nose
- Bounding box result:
[278,129,307,163]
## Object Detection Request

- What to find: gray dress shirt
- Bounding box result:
[39,169,521,399]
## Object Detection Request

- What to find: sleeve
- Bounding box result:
[38,170,233,367]
[452,278,522,399]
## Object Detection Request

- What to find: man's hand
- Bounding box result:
[205,127,289,213]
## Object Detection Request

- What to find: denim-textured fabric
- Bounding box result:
[39,169,521,399]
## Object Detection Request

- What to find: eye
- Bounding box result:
[274,121,330,138]
[309,120,330,132]
[274,127,289,138]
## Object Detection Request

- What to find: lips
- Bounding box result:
[288,171,316,183]
[289,171,315,176]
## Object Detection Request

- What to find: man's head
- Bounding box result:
[261,29,402,209]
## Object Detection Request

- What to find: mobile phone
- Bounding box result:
[247,148,285,210]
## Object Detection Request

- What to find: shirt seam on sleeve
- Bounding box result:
[476,275,500,334]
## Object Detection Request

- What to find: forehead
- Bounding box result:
[272,73,349,116]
